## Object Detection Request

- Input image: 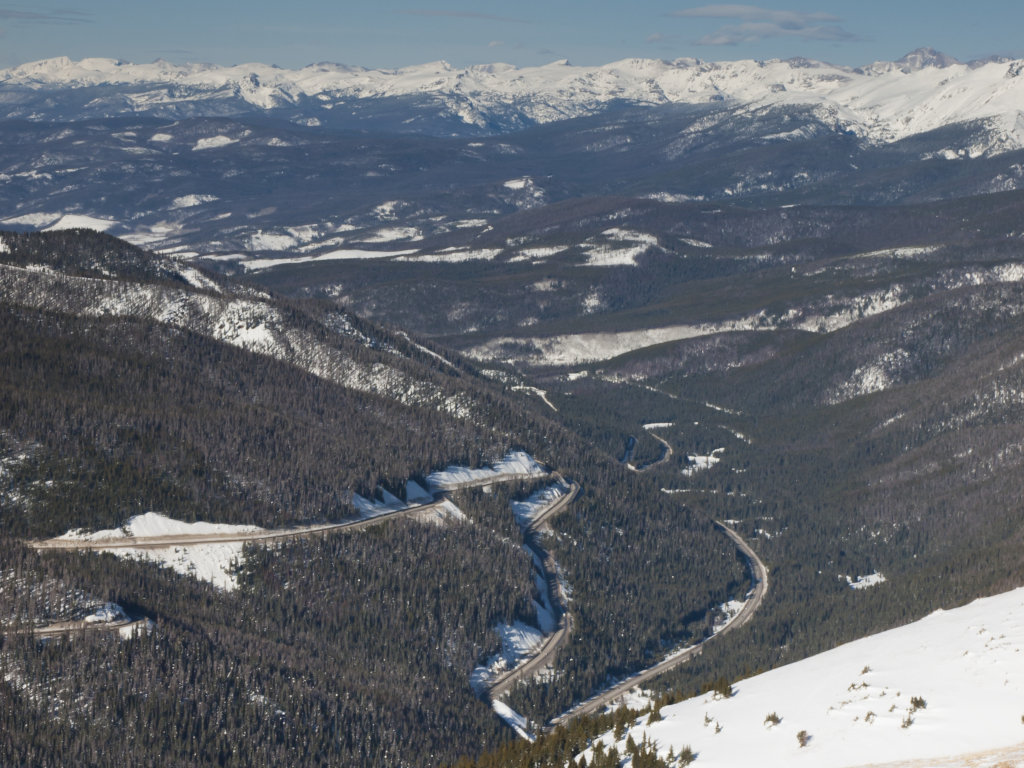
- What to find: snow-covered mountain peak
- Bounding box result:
[894,47,960,72]
[3,52,1024,152]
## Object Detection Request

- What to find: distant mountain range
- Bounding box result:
[2,49,1024,149]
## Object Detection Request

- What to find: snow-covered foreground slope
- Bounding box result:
[4,50,1024,152]
[582,586,1024,767]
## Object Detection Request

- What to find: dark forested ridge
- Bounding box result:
[0,229,744,766]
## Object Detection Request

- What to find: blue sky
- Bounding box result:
[1,2,1021,70]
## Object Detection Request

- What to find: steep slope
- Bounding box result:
[577,585,1024,767]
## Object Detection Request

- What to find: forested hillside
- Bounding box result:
[0,229,744,766]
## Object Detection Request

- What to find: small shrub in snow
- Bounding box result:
[764,712,781,727]
[797,730,811,747]
[675,745,696,766]
[711,676,734,699]
[909,695,927,712]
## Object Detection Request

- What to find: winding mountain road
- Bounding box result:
[488,480,580,700]
[27,499,453,552]
[546,520,768,729]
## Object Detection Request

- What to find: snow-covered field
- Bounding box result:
[241,248,418,270]
[56,512,263,591]
[510,481,570,529]
[472,621,546,693]
[426,450,547,490]
[682,449,724,476]
[581,229,659,267]
[579,586,1024,768]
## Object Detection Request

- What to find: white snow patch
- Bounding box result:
[503,177,531,190]
[643,422,674,430]
[57,512,263,590]
[682,448,725,476]
[845,572,888,590]
[829,349,911,404]
[581,229,659,267]
[175,266,221,293]
[472,620,546,694]
[247,231,299,251]
[57,512,263,542]
[360,226,422,243]
[510,482,569,529]
[83,602,128,624]
[426,451,546,491]
[241,248,417,270]
[509,245,568,262]
[149,132,173,142]
[1,213,58,228]
[405,480,433,504]
[372,201,403,220]
[491,700,535,742]
[43,214,118,232]
[170,194,219,209]
[713,598,747,633]
[192,135,237,151]
[395,248,500,263]
[350,488,408,518]
[467,315,769,367]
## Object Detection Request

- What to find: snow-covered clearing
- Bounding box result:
[192,135,237,151]
[395,248,501,263]
[361,226,422,243]
[579,585,1024,768]
[509,245,567,263]
[169,194,218,209]
[0,212,122,232]
[845,572,887,590]
[247,231,299,251]
[426,451,546,490]
[512,385,558,411]
[682,448,725,476]
[712,598,747,633]
[350,487,466,524]
[466,317,768,367]
[471,621,546,694]
[510,481,570,529]
[56,512,263,591]
[580,229,659,267]
[491,700,535,742]
[241,248,418,270]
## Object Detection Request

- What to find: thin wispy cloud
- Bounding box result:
[0,6,92,24]
[672,4,855,46]
[398,10,529,24]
